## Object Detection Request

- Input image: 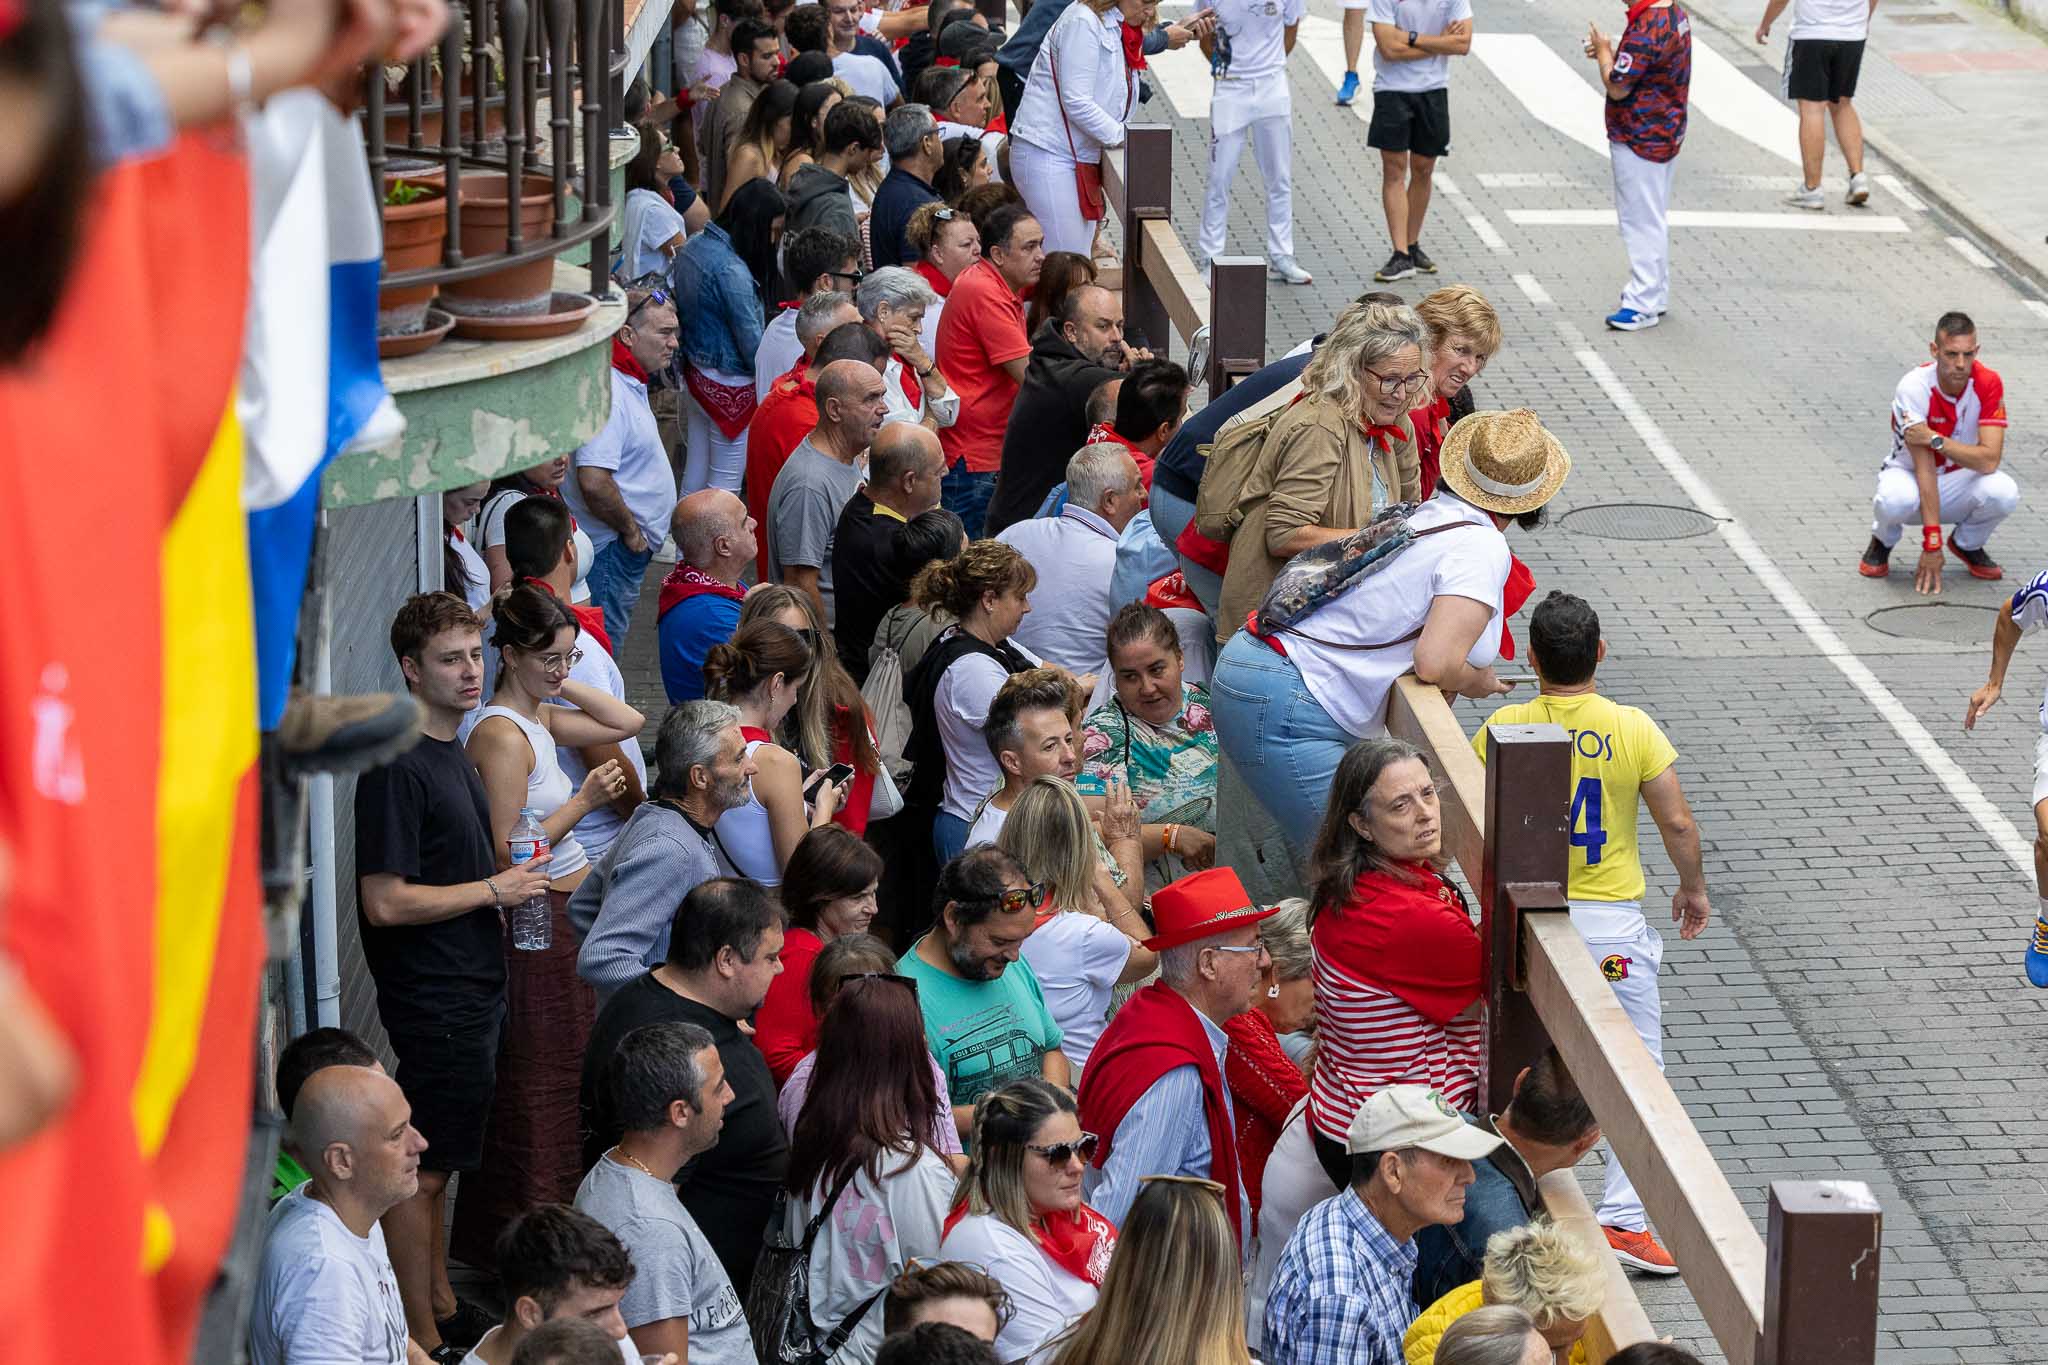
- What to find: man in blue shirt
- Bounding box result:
[656,489,754,704]
[1265,1085,1503,1365]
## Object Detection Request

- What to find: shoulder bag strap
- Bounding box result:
[1265,521,1487,653]
[798,1166,864,1249]
[1049,45,1082,161]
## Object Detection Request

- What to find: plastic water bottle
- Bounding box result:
[507,807,553,951]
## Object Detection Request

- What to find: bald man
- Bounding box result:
[833,421,949,678]
[768,358,892,625]
[251,1066,432,1365]
[657,489,758,705]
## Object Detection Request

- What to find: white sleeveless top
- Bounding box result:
[711,735,781,887]
[469,704,590,882]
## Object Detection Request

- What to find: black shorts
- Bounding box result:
[1367,87,1452,158]
[1786,38,1864,103]
[386,1006,505,1173]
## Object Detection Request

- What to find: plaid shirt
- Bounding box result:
[1263,1188,1420,1365]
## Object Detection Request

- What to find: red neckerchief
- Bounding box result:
[942,1201,1119,1287]
[1119,21,1148,71]
[521,575,614,657]
[1498,553,1536,661]
[987,110,1009,134]
[1623,0,1662,26]
[1084,424,1156,487]
[449,524,467,542]
[895,356,924,413]
[934,54,959,67]
[1361,420,1407,455]
[1143,570,1202,613]
[913,260,954,298]
[1417,396,1451,439]
[775,298,801,311]
[612,334,649,383]
[656,563,747,620]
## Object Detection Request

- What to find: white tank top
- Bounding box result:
[712,734,782,887]
[470,705,590,881]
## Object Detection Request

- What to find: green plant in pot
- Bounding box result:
[379,178,448,337]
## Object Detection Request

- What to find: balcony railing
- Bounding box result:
[363,0,630,303]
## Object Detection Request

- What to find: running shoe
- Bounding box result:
[1375,250,1415,282]
[1604,1226,1681,1275]
[1785,184,1825,211]
[1950,542,2003,580]
[1408,240,1439,273]
[1847,171,1871,206]
[1857,536,1891,578]
[2027,913,2048,987]
[1604,307,1658,331]
[1337,70,1360,106]
[1268,254,1314,284]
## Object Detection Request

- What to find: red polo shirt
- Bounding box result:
[935,258,1031,474]
[745,362,820,578]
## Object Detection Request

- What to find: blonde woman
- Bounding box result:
[1215,300,1429,637]
[1002,776,1157,1074]
[1412,285,1504,499]
[1404,1220,1607,1365]
[1045,1176,1253,1365]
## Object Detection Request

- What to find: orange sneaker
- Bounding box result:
[1604,1225,1680,1275]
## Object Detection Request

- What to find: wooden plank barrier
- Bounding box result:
[1388,677,1882,1365]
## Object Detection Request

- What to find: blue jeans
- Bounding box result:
[943,464,997,540]
[1208,631,1356,885]
[932,810,972,865]
[1148,483,1221,615]
[586,536,654,647]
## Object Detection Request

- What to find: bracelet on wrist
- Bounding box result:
[484,876,501,908]
[1923,525,1944,553]
[1163,823,1180,854]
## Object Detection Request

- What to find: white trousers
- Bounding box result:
[1870,464,2021,550]
[1009,135,1099,257]
[683,387,748,495]
[1610,142,1676,316]
[1573,903,1664,1231]
[1199,109,1295,261]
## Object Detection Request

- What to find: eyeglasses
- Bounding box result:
[839,971,920,996]
[627,287,671,323]
[828,269,865,287]
[537,648,586,674]
[968,881,1051,914]
[1363,365,1431,397]
[1207,942,1268,961]
[1025,1132,1099,1166]
[794,626,821,650]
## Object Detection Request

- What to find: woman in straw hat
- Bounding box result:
[1207,407,1571,888]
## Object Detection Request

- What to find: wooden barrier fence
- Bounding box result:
[1388,677,1884,1365]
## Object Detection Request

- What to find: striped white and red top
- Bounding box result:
[1307,864,1486,1144]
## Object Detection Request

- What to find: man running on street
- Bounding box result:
[1962,574,2048,988]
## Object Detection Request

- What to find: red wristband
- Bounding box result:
[1923,526,1944,553]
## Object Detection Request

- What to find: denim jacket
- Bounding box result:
[672,222,765,375]
[1409,1114,1543,1309]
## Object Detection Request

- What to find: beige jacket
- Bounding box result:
[1215,397,1422,639]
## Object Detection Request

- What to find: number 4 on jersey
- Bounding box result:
[1569,776,1607,865]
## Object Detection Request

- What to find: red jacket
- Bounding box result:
[1221,1008,1308,1223]
[745,364,819,578]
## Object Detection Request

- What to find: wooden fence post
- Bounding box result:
[1479,723,1571,1115]
[1758,1181,1882,1365]
[1206,259,1267,397]
[1118,125,1173,357]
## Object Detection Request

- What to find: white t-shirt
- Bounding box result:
[1020,910,1135,1071]
[479,488,595,603]
[1284,495,1509,739]
[249,1187,409,1365]
[1790,0,1872,41]
[460,1329,638,1365]
[938,1213,1099,1365]
[573,1158,755,1365]
[1246,1100,1336,1352]
[620,186,687,281]
[550,629,649,866]
[2010,572,2048,729]
[756,308,804,399]
[833,50,901,104]
[561,368,678,551]
[448,529,491,611]
[1367,0,1472,93]
[965,795,1009,848]
[1197,0,1308,82]
[935,631,1044,821]
[787,1147,956,1364]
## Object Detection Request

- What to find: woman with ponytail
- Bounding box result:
[739,584,885,835]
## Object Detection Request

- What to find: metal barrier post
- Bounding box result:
[1759,1182,1882,1365]
[1119,125,1174,358]
[1479,723,1570,1115]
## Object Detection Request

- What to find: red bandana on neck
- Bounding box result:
[1362,421,1407,455]
[1498,554,1536,661]
[612,334,649,383]
[1623,0,1662,25]
[1119,21,1148,71]
[913,259,955,298]
[943,1202,1118,1287]
[521,576,614,657]
[1084,424,1156,487]
[657,563,748,620]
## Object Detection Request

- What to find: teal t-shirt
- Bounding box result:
[897,941,1064,1111]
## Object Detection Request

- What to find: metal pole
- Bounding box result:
[1119,125,1173,359]
[1479,723,1570,1115]
[1205,259,1266,397]
[1758,1181,1882,1365]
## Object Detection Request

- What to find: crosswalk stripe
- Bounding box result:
[1877,174,1928,212]
[1507,208,1910,232]
[1466,212,1511,252]
[2023,300,2048,322]
[1685,40,1801,167]
[1146,37,1214,120]
[1469,32,1613,159]
[1512,272,1556,306]
[1946,235,1997,268]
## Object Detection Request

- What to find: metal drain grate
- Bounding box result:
[1559,503,1722,541]
[1865,603,2000,644]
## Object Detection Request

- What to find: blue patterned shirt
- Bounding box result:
[1263,1188,1420,1365]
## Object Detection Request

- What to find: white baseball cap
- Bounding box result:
[1346,1085,1507,1161]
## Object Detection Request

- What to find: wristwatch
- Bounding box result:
[1408,28,1419,45]
[1929,434,1947,455]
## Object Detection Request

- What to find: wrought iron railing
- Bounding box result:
[363,0,630,302]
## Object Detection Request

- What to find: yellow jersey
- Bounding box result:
[1472,690,1678,904]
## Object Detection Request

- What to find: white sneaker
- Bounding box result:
[1846,171,1871,206]
[1268,254,1314,285]
[1784,184,1825,211]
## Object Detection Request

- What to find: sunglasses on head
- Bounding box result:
[839,971,919,996]
[1026,1132,1100,1166]
[969,880,1051,914]
[627,287,671,323]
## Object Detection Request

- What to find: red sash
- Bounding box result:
[913,260,954,299]
[1498,554,1536,661]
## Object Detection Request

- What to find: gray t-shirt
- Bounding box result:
[766,436,866,625]
[573,1157,759,1365]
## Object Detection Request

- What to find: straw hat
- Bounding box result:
[1436,408,1572,517]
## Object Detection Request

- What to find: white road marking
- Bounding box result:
[1467,213,1511,252]
[1877,173,1928,212]
[2024,300,2048,322]
[1478,171,1588,189]
[1436,170,1466,200]
[1296,15,1372,125]
[1685,39,1801,167]
[1947,235,1997,268]
[1507,208,1910,232]
[1470,32,1613,159]
[1512,272,1555,306]
[1569,327,2035,880]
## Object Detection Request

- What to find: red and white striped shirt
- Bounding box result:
[1308,864,1485,1143]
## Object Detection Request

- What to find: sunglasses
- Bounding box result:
[839,971,919,996]
[968,880,1051,914]
[1025,1132,1099,1166]
[627,287,671,323]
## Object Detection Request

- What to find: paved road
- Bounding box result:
[1135,1,2048,1358]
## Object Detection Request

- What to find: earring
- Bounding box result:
[1267,984,1280,999]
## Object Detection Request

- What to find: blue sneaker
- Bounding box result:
[2027,914,2048,987]
[1337,71,1360,106]
[1605,307,1659,331]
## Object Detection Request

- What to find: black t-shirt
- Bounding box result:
[831,491,913,681]
[353,734,505,1034]
[579,971,791,1297]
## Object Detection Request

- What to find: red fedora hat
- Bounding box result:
[1142,868,1279,952]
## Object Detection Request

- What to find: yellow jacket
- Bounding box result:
[1402,1281,1589,1365]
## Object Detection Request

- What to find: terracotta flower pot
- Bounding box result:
[379,183,448,337]
[439,172,559,320]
